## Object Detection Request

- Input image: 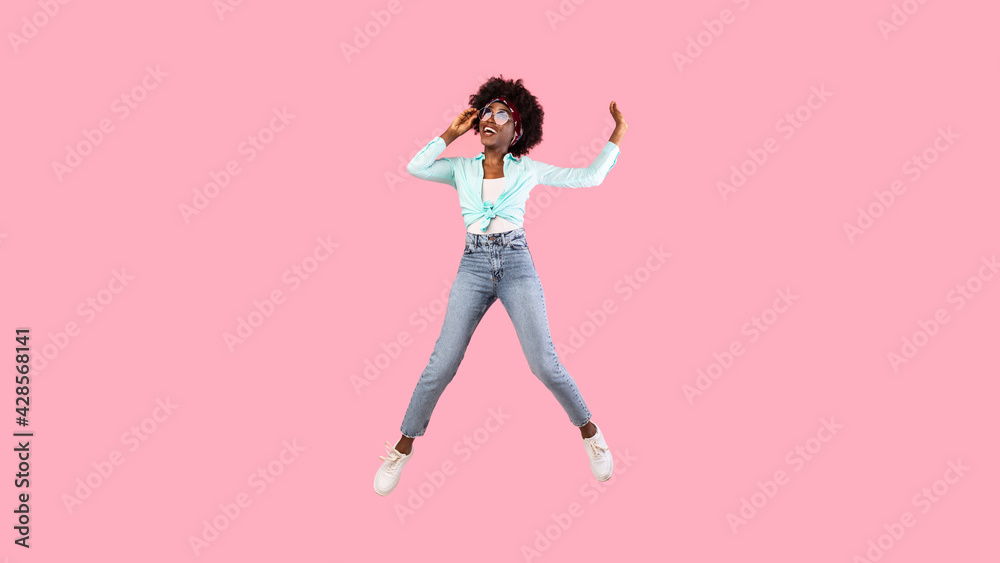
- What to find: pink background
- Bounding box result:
[3,0,998,561]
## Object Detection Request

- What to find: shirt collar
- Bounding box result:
[474,152,520,163]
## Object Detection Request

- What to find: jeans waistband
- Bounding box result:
[465,227,526,248]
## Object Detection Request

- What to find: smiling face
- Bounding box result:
[479,102,515,149]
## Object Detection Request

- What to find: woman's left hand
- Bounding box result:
[610,101,627,129]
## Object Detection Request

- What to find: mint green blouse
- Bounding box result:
[406,136,621,232]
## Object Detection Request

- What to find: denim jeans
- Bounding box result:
[400,227,592,438]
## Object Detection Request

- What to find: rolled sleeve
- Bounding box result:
[406,136,457,188]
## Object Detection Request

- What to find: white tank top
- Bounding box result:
[467,177,520,234]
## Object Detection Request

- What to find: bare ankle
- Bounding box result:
[395,437,414,455]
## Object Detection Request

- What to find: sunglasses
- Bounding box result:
[479,106,512,126]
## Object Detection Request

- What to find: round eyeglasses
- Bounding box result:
[479,106,511,126]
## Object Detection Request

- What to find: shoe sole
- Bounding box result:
[593,455,614,482]
[374,473,399,496]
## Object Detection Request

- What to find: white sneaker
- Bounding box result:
[374,441,412,496]
[582,424,613,481]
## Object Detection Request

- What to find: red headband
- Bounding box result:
[483,96,523,147]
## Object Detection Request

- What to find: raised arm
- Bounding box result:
[533,101,628,188]
[532,142,620,188]
[405,108,480,187]
[406,136,456,187]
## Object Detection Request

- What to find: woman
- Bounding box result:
[375,76,628,496]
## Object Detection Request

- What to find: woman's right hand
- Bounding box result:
[448,108,479,136]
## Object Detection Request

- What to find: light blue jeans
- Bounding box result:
[400,227,592,438]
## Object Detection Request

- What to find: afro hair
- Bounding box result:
[469,75,544,158]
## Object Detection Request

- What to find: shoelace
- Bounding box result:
[584,437,610,460]
[378,441,406,475]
